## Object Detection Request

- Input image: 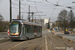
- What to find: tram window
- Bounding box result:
[33,26,34,33]
[39,27,41,32]
[30,26,34,33]
[27,26,29,33]
[40,27,42,32]
[25,25,27,33]
[37,26,39,33]
[23,25,25,34]
[26,25,30,33]
[39,27,40,32]
[34,26,37,32]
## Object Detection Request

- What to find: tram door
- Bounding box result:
[23,25,26,39]
[23,25,25,34]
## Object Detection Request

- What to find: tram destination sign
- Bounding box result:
[12,22,19,24]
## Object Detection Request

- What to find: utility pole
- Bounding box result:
[35,17,36,23]
[64,15,66,33]
[48,17,50,29]
[70,10,73,33]
[19,0,21,19]
[31,12,34,22]
[28,5,30,21]
[49,17,50,29]
[22,13,23,19]
[21,12,42,22]
[10,0,12,23]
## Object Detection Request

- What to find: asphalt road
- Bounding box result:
[0,30,74,50]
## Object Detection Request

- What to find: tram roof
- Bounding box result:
[12,19,42,26]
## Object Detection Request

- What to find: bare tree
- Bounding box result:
[58,9,67,21]
[68,10,75,30]
[57,9,68,31]
[0,14,3,21]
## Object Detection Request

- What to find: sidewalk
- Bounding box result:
[47,30,75,42]
[0,38,5,40]
[0,37,10,43]
[55,31,75,42]
[0,32,9,42]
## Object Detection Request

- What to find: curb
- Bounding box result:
[0,37,10,43]
[57,35,74,43]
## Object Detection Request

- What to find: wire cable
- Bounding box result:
[12,5,18,14]
[12,2,26,10]
[22,0,55,6]
[34,0,42,19]
[49,0,60,20]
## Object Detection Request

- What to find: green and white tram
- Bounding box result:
[9,19,42,40]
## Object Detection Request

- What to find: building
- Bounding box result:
[49,22,53,28]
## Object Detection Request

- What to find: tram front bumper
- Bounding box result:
[10,36,21,40]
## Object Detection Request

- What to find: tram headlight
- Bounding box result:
[15,33,19,35]
[10,33,19,36]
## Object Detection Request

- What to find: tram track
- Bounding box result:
[47,34,73,50]
[8,40,33,50]
[53,35,70,47]
[35,36,43,50]
[19,41,33,50]
[47,35,55,50]
[18,36,43,50]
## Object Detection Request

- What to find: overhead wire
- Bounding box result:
[13,0,75,10]
[12,0,75,22]
[34,0,62,20]
[12,2,26,11]
[48,0,60,21]
[34,0,42,19]
[23,0,55,7]
[23,1,66,10]
[20,0,66,10]
[21,1,65,10]
[12,5,18,13]
[11,2,18,15]
[61,3,74,5]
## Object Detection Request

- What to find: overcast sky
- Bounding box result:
[0,0,75,22]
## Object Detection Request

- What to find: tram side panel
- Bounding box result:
[34,26,42,37]
[21,24,27,40]
[38,26,41,37]
[38,26,42,37]
[25,25,34,39]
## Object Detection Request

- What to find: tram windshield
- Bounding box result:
[10,24,19,33]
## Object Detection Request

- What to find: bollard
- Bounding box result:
[68,39,72,43]
[62,36,65,39]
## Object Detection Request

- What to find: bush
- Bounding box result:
[0,21,9,32]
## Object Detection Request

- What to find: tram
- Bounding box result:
[9,19,42,40]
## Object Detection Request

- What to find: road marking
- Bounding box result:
[54,47,66,49]
[66,47,74,50]
[45,35,48,50]
[8,41,26,50]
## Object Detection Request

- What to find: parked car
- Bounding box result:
[64,31,69,34]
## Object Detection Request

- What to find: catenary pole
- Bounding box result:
[10,0,12,23]
[28,5,30,21]
[19,0,21,19]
